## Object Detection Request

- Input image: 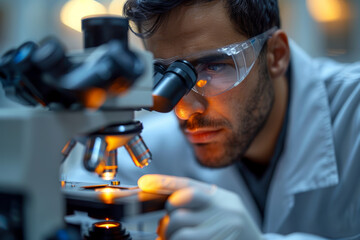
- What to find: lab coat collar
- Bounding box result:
[264,40,339,232]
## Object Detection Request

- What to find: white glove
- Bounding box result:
[138,174,263,240]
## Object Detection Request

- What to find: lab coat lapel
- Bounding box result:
[263,41,339,232]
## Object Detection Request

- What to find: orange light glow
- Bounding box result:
[61,181,66,188]
[94,161,106,175]
[157,215,170,240]
[196,79,207,88]
[95,222,120,229]
[82,88,107,109]
[107,78,131,94]
[168,188,195,207]
[306,0,349,22]
[95,187,121,204]
[105,136,126,151]
[95,187,119,193]
[111,181,120,186]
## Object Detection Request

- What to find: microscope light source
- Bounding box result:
[95,222,120,229]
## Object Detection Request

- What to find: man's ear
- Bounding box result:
[266,30,290,78]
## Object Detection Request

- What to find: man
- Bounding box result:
[120,0,360,239]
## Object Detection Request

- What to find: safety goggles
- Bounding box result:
[155,27,278,97]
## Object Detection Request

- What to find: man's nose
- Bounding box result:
[174,91,206,120]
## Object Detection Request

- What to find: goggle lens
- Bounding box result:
[193,61,237,96]
[155,27,278,97]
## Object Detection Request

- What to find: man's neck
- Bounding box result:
[244,75,289,165]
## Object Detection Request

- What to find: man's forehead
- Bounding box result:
[143,1,247,59]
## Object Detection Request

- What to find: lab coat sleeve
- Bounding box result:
[264,233,327,240]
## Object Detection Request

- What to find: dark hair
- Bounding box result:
[123,0,281,38]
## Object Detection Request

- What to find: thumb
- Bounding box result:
[138,174,213,195]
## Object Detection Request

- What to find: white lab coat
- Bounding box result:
[69,41,360,239]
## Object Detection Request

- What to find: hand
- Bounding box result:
[138,174,263,240]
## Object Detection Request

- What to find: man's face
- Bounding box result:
[145,1,274,168]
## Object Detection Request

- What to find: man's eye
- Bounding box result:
[205,63,228,72]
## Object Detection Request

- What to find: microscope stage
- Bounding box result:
[62,182,168,221]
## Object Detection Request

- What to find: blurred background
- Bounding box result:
[0,0,359,62]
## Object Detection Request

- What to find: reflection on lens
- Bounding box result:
[196,79,207,88]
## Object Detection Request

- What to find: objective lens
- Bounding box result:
[83,137,107,174]
[61,138,77,162]
[100,149,118,180]
[125,135,152,168]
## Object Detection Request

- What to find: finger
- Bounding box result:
[166,187,212,212]
[157,214,170,240]
[170,218,242,240]
[171,227,221,240]
[138,174,214,194]
[165,208,213,239]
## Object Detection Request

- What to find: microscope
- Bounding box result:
[0,16,197,240]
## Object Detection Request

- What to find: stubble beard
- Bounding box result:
[182,61,275,168]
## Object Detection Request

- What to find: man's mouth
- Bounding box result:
[184,128,223,144]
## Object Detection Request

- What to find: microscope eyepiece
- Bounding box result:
[13,42,38,69]
[82,16,129,49]
[151,59,198,113]
[32,38,69,75]
[0,49,17,80]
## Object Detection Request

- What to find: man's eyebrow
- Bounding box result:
[154,53,230,67]
[190,53,230,65]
